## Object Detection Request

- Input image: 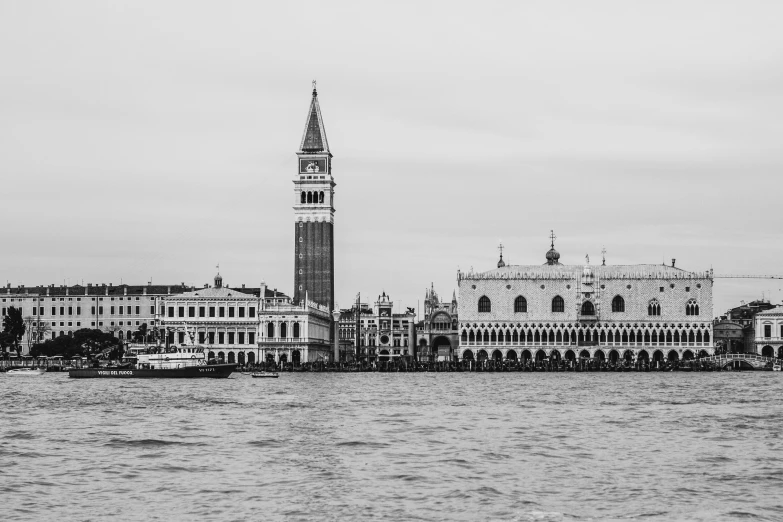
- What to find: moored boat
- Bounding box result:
[251,371,279,378]
[68,346,237,378]
[6,368,46,376]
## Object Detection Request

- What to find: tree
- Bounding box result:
[132,323,149,343]
[2,307,26,357]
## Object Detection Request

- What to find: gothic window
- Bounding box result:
[478,296,491,313]
[541,330,548,343]
[704,331,710,343]
[622,331,628,343]
[461,331,467,342]
[611,295,625,313]
[648,299,661,316]
[581,301,595,316]
[686,299,700,316]
[552,296,564,313]
[319,191,324,203]
[644,331,650,343]
[534,330,540,343]
[674,331,680,344]
[666,331,672,343]
[607,330,614,343]
[301,192,306,204]
[490,330,497,343]
[468,331,475,343]
[599,330,606,343]
[514,296,527,313]
[267,323,274,338]
[512,330,519,343]
[688,330,695,343]
[482,330,489,343]
[505,330,512,343]
[556,331,562,343]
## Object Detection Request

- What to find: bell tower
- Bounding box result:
[293,82,335,312]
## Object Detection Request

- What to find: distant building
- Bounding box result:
[157,273,261,365]
[338,293,415,362]
[0,282,191,354]
[713,299,778,353]
[753,306,783,358]
[457,238,715,365]
[416,284,459,361]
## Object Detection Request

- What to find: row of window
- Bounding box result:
[266,322,301,338]
[300,191,325,204]
[167,331,256,345]
[164,306,256,319]
[5,305,155,317]
[480,296,701,316]
[462,328,711,344]
[762,324,783,338]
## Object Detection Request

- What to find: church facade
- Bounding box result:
[457,239,715,365]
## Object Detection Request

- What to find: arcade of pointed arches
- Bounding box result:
[459,322,712,358]
[459,347,711,364]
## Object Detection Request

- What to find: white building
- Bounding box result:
[754,306,783,358]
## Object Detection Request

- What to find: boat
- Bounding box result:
[6,368,46,376]
[69,346,236,379]
[773,362,781,372]
[251,371,279,379]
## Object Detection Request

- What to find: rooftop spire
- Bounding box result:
[299,81,330,154]
[497,242,506,268]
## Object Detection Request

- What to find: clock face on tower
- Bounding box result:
[300,159,327,174]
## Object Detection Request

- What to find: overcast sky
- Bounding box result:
[1,0,782,316]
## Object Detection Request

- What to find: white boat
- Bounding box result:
[773,362,781,372]
[251,371,279,379]
[6,368,46,376]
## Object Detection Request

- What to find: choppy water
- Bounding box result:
[1,373,782,521]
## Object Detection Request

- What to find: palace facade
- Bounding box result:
[457,240,715,365]
[754,306,783,358]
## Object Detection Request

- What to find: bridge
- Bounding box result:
[699,353,779,369]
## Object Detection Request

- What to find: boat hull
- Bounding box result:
[68,364,238,379]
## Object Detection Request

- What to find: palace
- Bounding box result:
[457,237,715,365]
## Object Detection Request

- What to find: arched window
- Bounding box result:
[267,323,274,338]
[280,323,287,338]
[468,331,475,343]
[490,330,497,343]
[293,323,300,338]
[301,192,306,204]
[307,192,313,203]
[581,301,595,316]
[319,191,324,203]
[648,299,661,316]
[514,296,527,313]
[611,295,625,313]
[686,299,699,316]
[461,331,467,342]
[482,330,489,343]
[512,330,519,343]
[552,296,564,313]
[478,296,491,313]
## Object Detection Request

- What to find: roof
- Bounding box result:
[1,284,289,299]
[171,286,257,299]
[298,87,330,154]
[463,264,712,280]
[756,306,783,317]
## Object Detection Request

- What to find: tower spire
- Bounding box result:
[299,82,330,154]
[497,242,506,268]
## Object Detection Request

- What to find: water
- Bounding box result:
[2,373,782,521]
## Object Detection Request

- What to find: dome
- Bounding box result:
[497,254,506,268]
[214,272,223,288]
[546,247,560,265]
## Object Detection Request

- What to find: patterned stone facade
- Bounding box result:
[457,250,715,363]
